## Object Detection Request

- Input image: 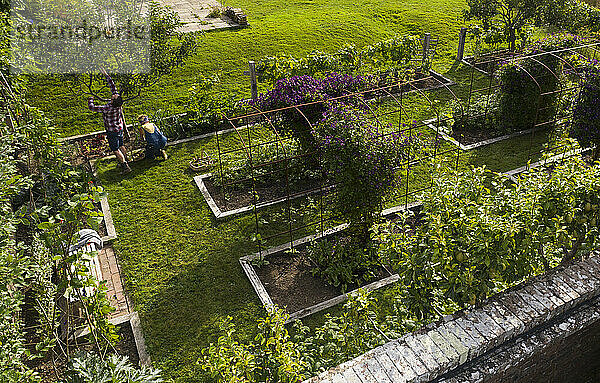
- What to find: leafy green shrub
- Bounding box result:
[376,160,600,318]
[497,54,560,131]
[186,75,246,133]
[199,308,306,383]
[64,352,163,383]
[539,0,600,33]
[307,236,380,292]
[200,291,418,380]
[256,35,420,83]
[464,0,539,51]
[292,289,397,374]
[571,69,600,160]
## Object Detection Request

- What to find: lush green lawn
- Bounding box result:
[26,0,468,137]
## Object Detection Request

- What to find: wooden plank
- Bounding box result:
[100,196,117,241]
[130,311,151,366]
[239,259,274,309]
[193,174,223,218]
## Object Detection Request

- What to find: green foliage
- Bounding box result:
[292,289,393,374]
[199,307,307,383]
[464,0,539,51]
[186,75,245,133]
[256,35,421,83]
[200,290,421,380]
[497,54,560,132]
[443,94,500,134]
[538,0,600,33]
[64,352,163,383]
[375,161,600,318]
[0,131,39,382]
[307,236,380,292]
[0,78,136,377]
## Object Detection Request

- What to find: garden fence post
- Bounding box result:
[422,33,431,69]
[457,27,467,61]
[249,61,258,102]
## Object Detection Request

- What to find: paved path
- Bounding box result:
[98,245,132,319]
[159,0,241,32]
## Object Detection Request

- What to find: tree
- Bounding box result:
[464,0,539,51]
[9,0,197,101]
[62,1,199,102]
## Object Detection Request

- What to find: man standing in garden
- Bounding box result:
[87,68,132,174]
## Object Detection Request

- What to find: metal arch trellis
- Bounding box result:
[209,40,600,256]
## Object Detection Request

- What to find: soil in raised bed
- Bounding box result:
[253,206,423,314]
[203,176,326,212]
[255,252,341,314]
[114,320,140,367]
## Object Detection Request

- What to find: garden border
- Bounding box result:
[504,146,594,182]
[423,118,549,151]
[72,312,151,367]
[193,173,335,219]
[100,196,117,243]
[239,202,421,322]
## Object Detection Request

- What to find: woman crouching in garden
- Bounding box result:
[137,114,168,161]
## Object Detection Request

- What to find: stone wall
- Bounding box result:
[498,318,600,383]
[305,254,600,383]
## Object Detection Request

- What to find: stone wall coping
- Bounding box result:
[304,253,600,383]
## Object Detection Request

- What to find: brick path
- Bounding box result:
[97,245,132,319]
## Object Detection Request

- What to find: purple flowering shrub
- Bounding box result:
[308,102,410,288]
[251,73,374,149]
[314,102,408,236]
[571,70,600,160]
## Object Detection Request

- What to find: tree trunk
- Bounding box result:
[509,27,516,52]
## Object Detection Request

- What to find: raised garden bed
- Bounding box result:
[240,202,422,322]
[423,118,550,151]
[194,173,332,219]
[99,196,117,243]
[504,147,595,182]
